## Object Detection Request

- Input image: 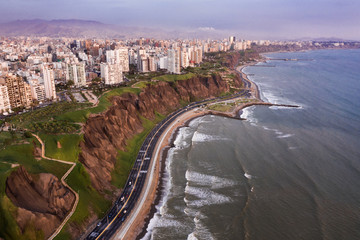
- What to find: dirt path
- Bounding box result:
[31,133,79,240]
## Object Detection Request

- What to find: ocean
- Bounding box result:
[142,49,360,240]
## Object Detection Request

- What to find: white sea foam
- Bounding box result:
[263,89,305,109]
[185,170,238,189]
[141,214,185,239]
[185,209,214,240]
[141,126,196,240]
[192,217,215,240]
[184,185,232,207]
[173,127,193,149]
[154,216,183,228]
[189,116,205,128]
[244,173,254,179]
[187,233,199,240]
[240,106,257,124]
[191,131,229,143]
[263,126,279,132]
[277,134,294,138]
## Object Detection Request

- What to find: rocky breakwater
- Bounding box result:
[5,166,76,238]
[80,74,230,193]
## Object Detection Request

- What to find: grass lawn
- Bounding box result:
[8,102,91,128]
[39,134,82,163]
[0,143,70,179]
[153,72,195,82]
[207,103,234,112]
[56,87,141,123]
[132,81,155,89]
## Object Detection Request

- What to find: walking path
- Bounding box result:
[31,133,79,240]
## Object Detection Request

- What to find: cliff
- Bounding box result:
[80,74,230,192]
[5,166,76,238]
[223,51,260,69]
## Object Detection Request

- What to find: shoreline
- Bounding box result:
[118,59,299,240]
[135,114,204,240]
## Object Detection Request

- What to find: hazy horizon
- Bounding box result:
[0,0,359,40]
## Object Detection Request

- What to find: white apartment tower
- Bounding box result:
[117,48,129,72]
[41,64,56,100]
[100,62,123,85]
[137,48,147,72]
[167,49,181,74]
[181,49,190,69]
[148,56,157,72]
[106,48,129,72]
[0,85,11,113]
[66,63,86,87]
[29,79,46,103]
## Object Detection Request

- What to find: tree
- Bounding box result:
[67,80,75,88]
[91,77,102,85]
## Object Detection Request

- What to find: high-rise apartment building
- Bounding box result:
[106,48,129,72]
[117,48,129,72]
[5,74,32,109]
[167,48,181,74]
[28,79,46,103]
[181,49,190,69]
[158,56,168,69]
[148,56,157,72]
[0,85,11,113]
[66,63,86,87]
[189,47,203,65]
[137,48,147,72]
[41,64,56,100]
[100,62,123,85]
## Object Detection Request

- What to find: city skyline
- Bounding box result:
[0,0,359,40]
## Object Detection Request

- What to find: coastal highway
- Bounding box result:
[85,87,250,240]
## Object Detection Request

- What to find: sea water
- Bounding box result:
[142,49,360,240]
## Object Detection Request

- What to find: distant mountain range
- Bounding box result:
[0,19,230,39]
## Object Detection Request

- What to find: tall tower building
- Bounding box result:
[148,56,157,72]
[137,48,147,72]
[106,48,129,72]
[29,79,46,103]
[41,64,56,100]
[117,47,129,72]
[100,62,123,85]
[0,85,11,113]
[167,48,181,74]
[66,63,86,87]
[5,74,32,109]
[181,49,190,68]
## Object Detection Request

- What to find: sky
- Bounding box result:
[1,0,359,40]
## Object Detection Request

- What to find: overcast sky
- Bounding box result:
[1,0,359,40]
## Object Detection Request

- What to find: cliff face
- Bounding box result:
[5,166,76,238]
[80,75,229,192]
[223,51,260,69]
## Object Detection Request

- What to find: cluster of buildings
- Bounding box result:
[0,36,251,115]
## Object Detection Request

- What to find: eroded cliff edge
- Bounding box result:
[79,74,234,193]
[5,166,76,238]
